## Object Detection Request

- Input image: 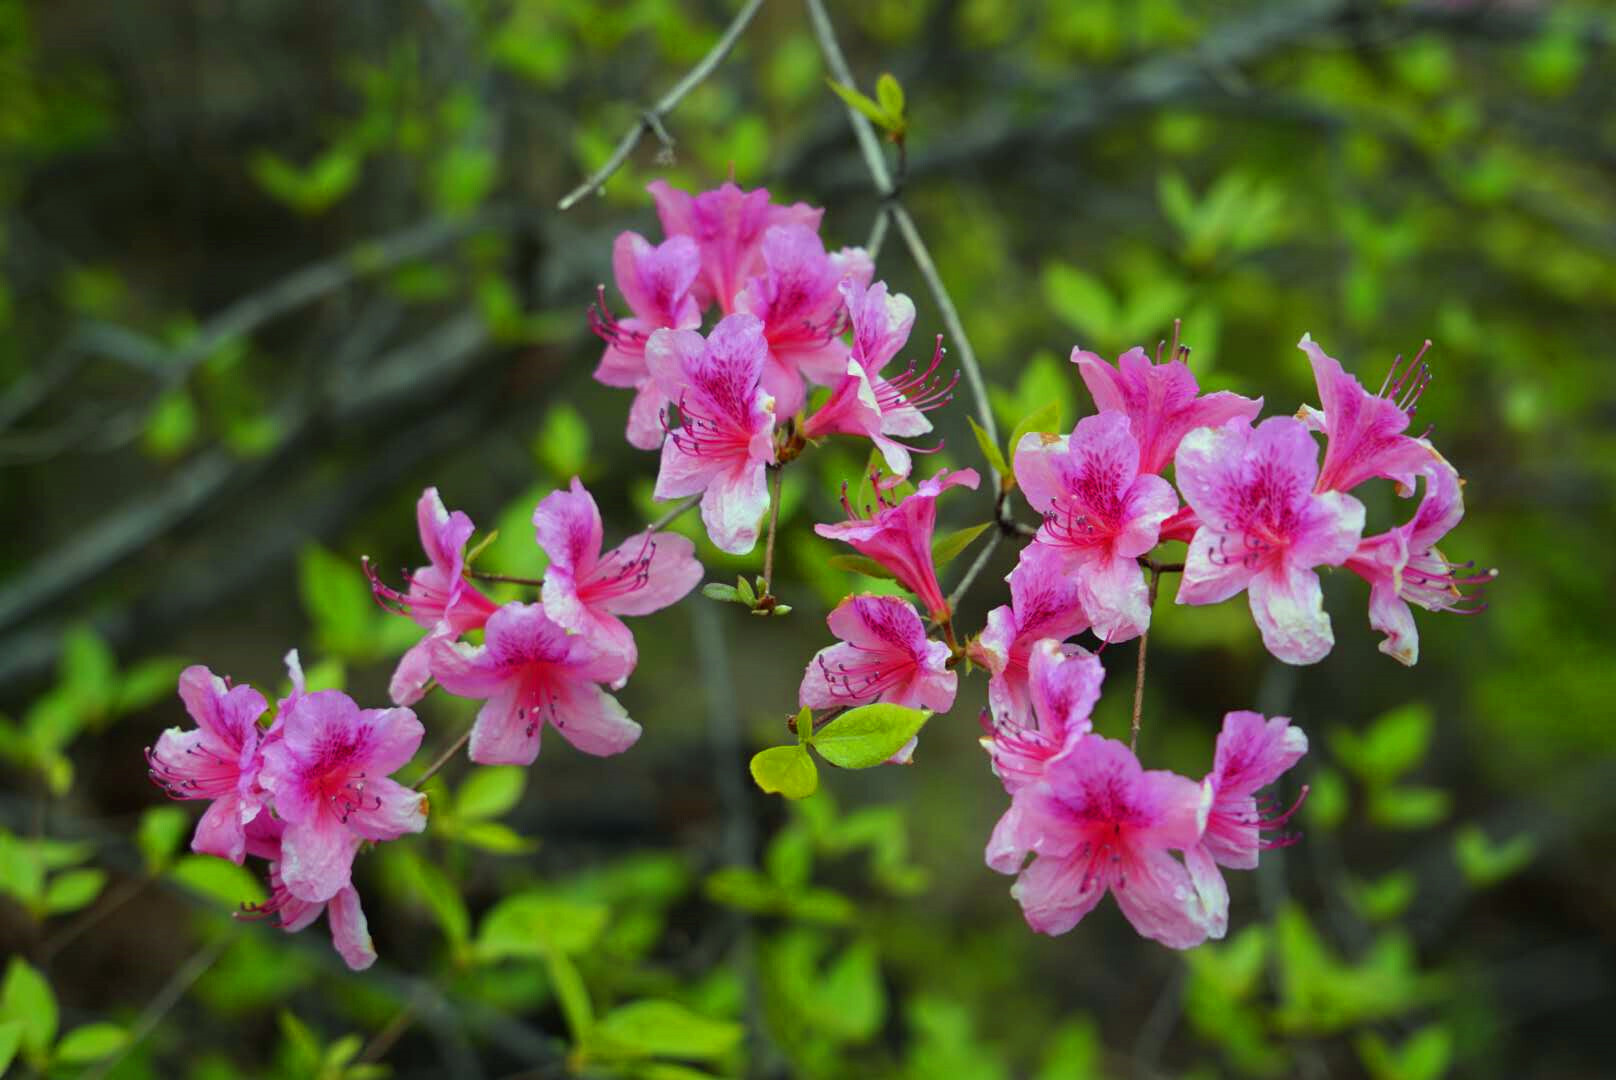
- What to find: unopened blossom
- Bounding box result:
[1174,417,1366,665]
[979,638,1103,796]
[1014,411,1179,641]
[365,488,498,707]
[535,477,703,688]
[1183,711,1309,940]
[146,666,269,865]
[258,690,427,903]
[1073,345,1262,475]
[734,224,874,415]
[801,280,954,480]
[971,547,1092,725]
[590,232,703,449]
[647,179,822,313]
[799,594,956,714]
[1297,334,1435,495]
[241,816,376,971]
[815,467,980,621]
[1346,449,1492,665]
[430,602,640,766]
[646,313,777,555]
[989,735,1223,949]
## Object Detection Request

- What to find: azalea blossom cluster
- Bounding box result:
[147,177,1490,968]
[147,654,427,969]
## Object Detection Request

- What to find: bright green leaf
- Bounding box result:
[459,821,539,855]
[533,403,591,481]
[456,766,526,821]
[931,522,992,569]
[966,415,1009,475]
[810,704,930,769]
[168,854,267,908]
[43,868,106,916]
[137,806,190,871]
[875,73,905,121]
[749,745,819,799]
[476,893,609,961]
[826,554,897,581]
[586,999,744,1063]
[826,79,892,130]
[1041,262,1116,339]
[0,958,56,1060]
[1454,825,1536,887]
[55,1021,127,1064]
[1368,785,1450,830]
[0,1020,21,1076]
[1331,702,1434,787]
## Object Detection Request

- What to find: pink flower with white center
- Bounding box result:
[1174,417,1366,665]
[801,280,955,480]
[240,816,376,971]
[1297,334,1436,495]
[1182,711,1310,940]
[799,594,956,714]
[429,602,640,767]
[647,179,823,314]
[1073,345,1262,476]
[590,232,703,450]
[971,545,1092,725]
[988,735,1223,949]
[1014,411,1180,642]
[979,638,1103,797]
[815,467,981,621]
[145,666,269,865]
[646,313,778,555]
[365,487,498,707]
[535,477,703,688]
[1346,449,1493,666]
[257,690,427,903]
[734,224,874,416]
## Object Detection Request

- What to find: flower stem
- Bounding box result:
[648,492,701,532]
[414,726,472,790]
[761,464,783,598]
[464,570,544,586]
[1131,568,1163,754]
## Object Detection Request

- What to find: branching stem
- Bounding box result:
[1131,568,1163,754]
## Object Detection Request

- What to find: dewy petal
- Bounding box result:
[1248,566,1334,665]
[644,327,711,403]
[595,531,702,617]
[1113,844,1219,949]
[279,812,363,903]
[192,795,250,864]
[533,478,604,581]
[344,776,428,842]
[388,631,441,707]
[1079,551,1152,643]
[468,685,543,766]
[841,277,916,376]
[1183,843,1231,940]
[1008,849,1107,936]
[177,666,266,749]
[653,431,722,499]
[326,885,377,971]
[356,706,425,776]
[701,460,770,555]
[1175,527,1257,607]
[1010,431,1071,517]
[546,678,642,757]
[625,380,671,451]
[1026,638,1103,744]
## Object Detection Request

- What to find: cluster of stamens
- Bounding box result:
[145,742,235,800]
[587,285,650,353]
[817,643,910,701]
[874,336,958,417]
[586,532,657,601]
[1379,341,1433,416]
[662,392,747,458]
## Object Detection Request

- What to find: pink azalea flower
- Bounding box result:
[1182,711,1309,940]
[590,232,703,450]
[815,467,981,621]
[429,602,640,766]
[1014,411,1180,641]
[800,280,954,480]
[535,477,703,688]
[988,734,1223,949]
[647,179,823,314]
[1073,345,1262,476]
[1174,417,1366,665]
[734,224,874,416]
[241,816,376,971]
[1345,449,1492,665]
[646,313,778,555]
[799,594,956,714]
[979,638,1103,796]
[971,546,1092,725]
[1297,334,1435,495]
[258,690,427,903]
[365,487,498,707]
[146,666,269,865]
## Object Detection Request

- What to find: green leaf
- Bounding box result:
[115,657,187,714]
[966,415,1009,476]
[43,868,106,916]
[826,554,897,581]
[1454,825,1536,887]
[1368,785,1450,830]
[701,583,743,603]
[459,821,539,855]
[1041,262,1116,339]
[1007,402,1063,466]
[749,745,819,799]
[0,1020,21,1076]
[1357,1024,1453,1080]
[278,1011,322,1072]
[323,1032,363,1071]
[0,832,45,907]
[456,766,526,821]
[1035,1016,1102,1080]
[142,388,199,458]
[55,1021,127,1064]
[585,999,744,1063]
[875,73,905,122]
[0,958,56,1061]
[764,826,814,891]
[533,403,591,481]
[1347,871,1416,923]
[735,576,757,606]
[168,854,267,908]
[1331,702,1433,787]
[298,544,386,661]
[1305,766,1348,831]
[545,952,594,1038]
[476,893,609,961]
[60,624,117,717]
[818,940,886,1043]
[810,704,930,769]
[826,79,892,130]
[400,851,470,948]
[931,522,993,569]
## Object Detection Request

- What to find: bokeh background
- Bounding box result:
[2,1,1613,1077]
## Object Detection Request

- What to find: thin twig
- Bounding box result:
[84,934,232,1080]
[37,874,151,961]
[557,0,768,209]
[647,492,701,532]
[359,992,424,1065]
[464,570,545,586]
[761,465,783,597]
[1131,568,1162,753]
[414,727,473,790]
[946,530,1000,614]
